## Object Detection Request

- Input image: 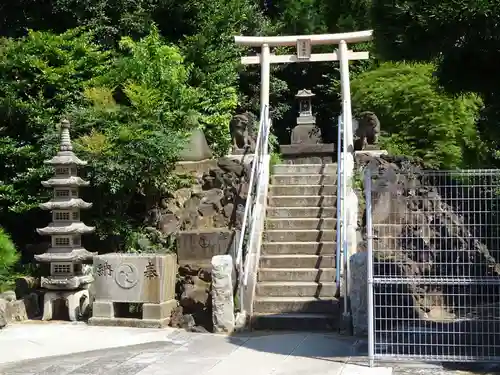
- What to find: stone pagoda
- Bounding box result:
[36,119,96,321]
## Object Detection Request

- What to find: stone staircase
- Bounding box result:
[251,163,342,330]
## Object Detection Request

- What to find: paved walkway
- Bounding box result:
[0,322,390,375]
[2,323,498,375]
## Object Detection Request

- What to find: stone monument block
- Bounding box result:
[178,128,213,162]
[211,255,235,333]
[177,229,238,268]
[350,251,368,336]
[291,123,321,144]
[280,144,335,164]
[89,253,177,328]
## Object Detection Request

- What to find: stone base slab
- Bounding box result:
[225,154,254,166]
[88,316,170,328]
[280,144,335,164]
[174,159,217,176]
[354,150,388,158]
[228,148,254,156]
[89,299,177,328]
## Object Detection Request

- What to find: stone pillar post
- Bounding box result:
[211,255,235,333]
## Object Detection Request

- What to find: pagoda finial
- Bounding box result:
[59,119,73,152]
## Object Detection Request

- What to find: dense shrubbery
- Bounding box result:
[351,62,486,169]
[0,227,18,291]
[0,27,235,250]
[371,0,500,167]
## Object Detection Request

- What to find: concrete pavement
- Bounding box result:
[0,322,391,375]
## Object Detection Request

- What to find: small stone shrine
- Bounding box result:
[291,89,318,143]
[280,89,335,164]
[36,119,96,321]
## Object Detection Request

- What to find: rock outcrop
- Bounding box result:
[0,290,41,328]
[355,154,500,323]
[164,157,248,332]
[171,264,212,332]
[147,157,249,236]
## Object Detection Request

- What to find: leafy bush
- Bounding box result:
[0,26,233,251]
[60,27,210,247]
[0,227,19,291]
[351,62,486,169]
[0,29,112,216]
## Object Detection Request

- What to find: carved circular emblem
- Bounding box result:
[114,263,139,289]
[199,236,210,248]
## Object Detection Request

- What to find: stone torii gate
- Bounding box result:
[234,30,373,151]
[234,31,373,322]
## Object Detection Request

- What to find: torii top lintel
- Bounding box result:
[234,30,373,47]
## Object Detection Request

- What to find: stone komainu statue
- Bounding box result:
[354,111,381,151]
[229,111,256,152]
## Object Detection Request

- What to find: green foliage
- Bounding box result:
[0,227,19,291]
[351,62,485,169]
[371,0,500,96]
[179,0,267,156]
[0,29,112,218]
[371,0,500,167]
[69,27,205,243]
[126,228,176,254]
[0,0,164,43]
[0,26,222,250]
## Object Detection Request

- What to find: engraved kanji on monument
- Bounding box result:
[90,254,177,328]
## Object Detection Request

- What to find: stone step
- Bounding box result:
[268,195,336,207]
[269,185,337,196]
[260,255,335,268]
[263,230,335,242]
[273,164,337,175]
[271,174,337,186]
[258,268,336,282]
[262,241,336,255]
[253,296,340,314]
[266,207,337,218]
[265,218,336,230]
[256,281,338,297]
[251,313,341,331]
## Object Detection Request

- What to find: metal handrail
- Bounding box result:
[336,112,349,315]
[235,105,270,312]
[335,115,343,291]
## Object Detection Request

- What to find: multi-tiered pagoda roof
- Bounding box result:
[35,119,96,265]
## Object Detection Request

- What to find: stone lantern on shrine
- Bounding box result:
[296,89,315,121]
[291,89,319,144]
[281,88,334,163]
[36,119,96,321]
